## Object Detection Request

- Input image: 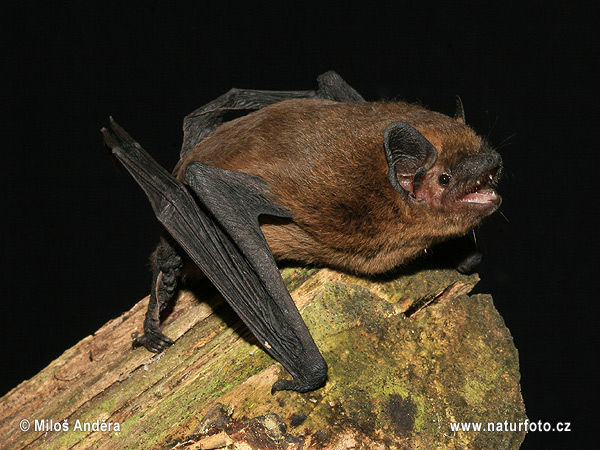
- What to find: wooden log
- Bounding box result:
[0,266,526,449]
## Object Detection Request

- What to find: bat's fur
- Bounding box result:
[177,98,501,275]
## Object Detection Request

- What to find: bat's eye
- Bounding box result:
[438,173,451,186]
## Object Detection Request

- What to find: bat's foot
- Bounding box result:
[132,330,174,353]
[456,251,483,274]
[271,377,326,394]
[271,360,328,393]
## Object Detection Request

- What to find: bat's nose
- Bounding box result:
[486,151,502,169]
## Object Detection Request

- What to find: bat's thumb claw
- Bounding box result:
[271,361,328,394]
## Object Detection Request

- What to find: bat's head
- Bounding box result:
[384,116,502,236]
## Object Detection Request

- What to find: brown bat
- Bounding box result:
[102,71,502,393]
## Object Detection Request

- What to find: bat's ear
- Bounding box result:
[383,122,438,198]
[454,95,466,124]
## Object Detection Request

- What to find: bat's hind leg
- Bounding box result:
[133,234,184,352]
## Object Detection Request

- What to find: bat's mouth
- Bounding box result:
[456,166,502,206]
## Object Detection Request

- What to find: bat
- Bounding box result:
[102,71,502,393]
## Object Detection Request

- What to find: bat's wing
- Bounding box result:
[102,118,327,393]
[178,70,364,169]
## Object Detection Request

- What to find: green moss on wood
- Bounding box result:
[0,267,525,450]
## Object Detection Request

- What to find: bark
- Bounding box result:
[0,266,526,449]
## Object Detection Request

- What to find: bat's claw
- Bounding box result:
[132,330,174,353]
[271,360,328,394]
[271,376,326,394]
[456,251,483,274]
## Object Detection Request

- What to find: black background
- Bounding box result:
[2,2,596,448]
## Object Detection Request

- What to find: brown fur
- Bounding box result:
[176,98,498,275]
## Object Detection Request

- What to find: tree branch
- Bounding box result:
[0,266,526,449]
